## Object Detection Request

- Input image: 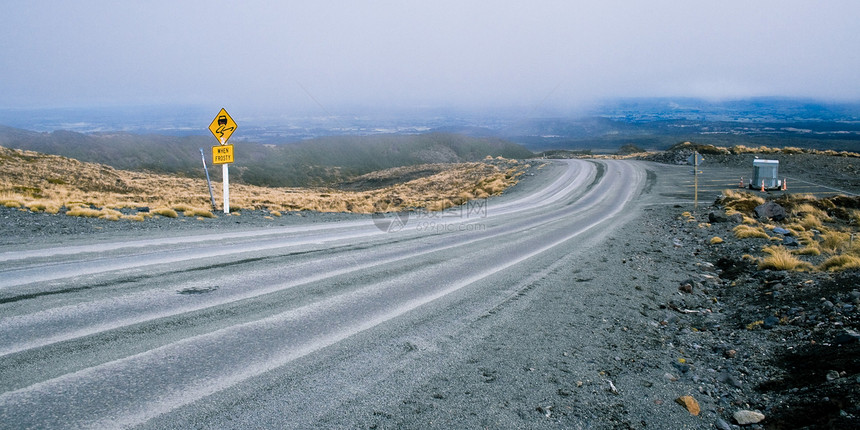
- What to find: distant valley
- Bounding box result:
[1,98,858,188]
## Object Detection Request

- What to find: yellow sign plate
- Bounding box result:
[212,144,234,164]
[208,108,237,143]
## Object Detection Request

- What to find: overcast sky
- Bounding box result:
[3,1,859,116]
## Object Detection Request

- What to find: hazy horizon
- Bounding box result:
[3,1,860,120]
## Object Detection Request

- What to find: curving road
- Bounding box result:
[0,159,651,429]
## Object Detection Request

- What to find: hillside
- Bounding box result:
[0,126,533,187]
[0,145,528,216]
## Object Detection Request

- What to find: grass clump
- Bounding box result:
[719,190,765,214]
[183,208,216,218]
[733,225,770,239]
[758,245,813,271]
[65,206,102,218]
[172,203,195,213]
[710,236,724,245]
[64,206,122,221]
[818,230,851,254]
[792,203,829,220]
[152,208,178,218]
[793,246,822,256]
[121,214,146,222]
[818,255,860,272]
[799,213,824,231]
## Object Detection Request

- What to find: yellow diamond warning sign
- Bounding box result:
[208,108,237,144]
[212,144,234,164]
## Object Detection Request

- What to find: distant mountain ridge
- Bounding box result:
[0,125,533,187]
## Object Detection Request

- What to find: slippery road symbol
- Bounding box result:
[215,115,234,139]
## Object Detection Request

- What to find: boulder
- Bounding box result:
[734,410,765,425]
[708,210,728,223]
[754,202,786,221]
[728,213,744,223]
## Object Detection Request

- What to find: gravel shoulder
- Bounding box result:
[351,159,860,429]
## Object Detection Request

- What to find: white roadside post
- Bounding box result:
[208,108,238,215]
[221,137,230,214]
[687,151,704,209]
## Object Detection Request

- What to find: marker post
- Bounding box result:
[221,137,230,214]
[687,151,704,209]
[199,148,217,211]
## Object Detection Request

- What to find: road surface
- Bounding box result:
[0,159,650,429]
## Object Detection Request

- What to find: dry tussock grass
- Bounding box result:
[818,230,852,254]
[0,145,523,221]
[717,189,860,272]
[728,144,860,158]
[798,213,824,231]
[793,246,822,256]
[792,203,829,220]
[183,208,216,218]
[758,245,813,271]
[720,190,765,213]
[818,255,860,271]
[733,225,770,239]
[152,208,178,218]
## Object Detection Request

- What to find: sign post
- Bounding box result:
[687,151,705,209]
[208,108,237,214]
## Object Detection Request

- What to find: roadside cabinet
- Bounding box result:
[750,159,781,190]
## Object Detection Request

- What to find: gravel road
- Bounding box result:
[1,156,858,429]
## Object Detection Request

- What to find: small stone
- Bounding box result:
[719,372,742,388]
[826,370,841,381]
[734,409,765,425]
[763,316,780,329]
[724,349,737,359]
[679,283,693,294]
[675,396,700,416]
[715,418,733,430]
[536,405,552,418]
[665,373,679,382]
[782,236,799,247]
[673,362,691,374]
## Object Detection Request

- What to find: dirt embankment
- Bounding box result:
[632,202,860,429]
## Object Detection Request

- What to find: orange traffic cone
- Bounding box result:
[739,177,744,188]
[782,179,787,191]
[761,180,765,192]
